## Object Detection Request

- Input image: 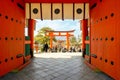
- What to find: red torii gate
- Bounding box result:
[45,30,75,50]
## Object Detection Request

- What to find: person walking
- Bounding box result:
[44,42,48,52]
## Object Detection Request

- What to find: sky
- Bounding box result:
[33,19,81,38]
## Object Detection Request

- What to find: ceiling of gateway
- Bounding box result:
[25,3,89,20]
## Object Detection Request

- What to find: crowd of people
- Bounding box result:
[43,44,81,53]
[35,42,81,53]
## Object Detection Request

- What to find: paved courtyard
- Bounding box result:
[0,53,113,80]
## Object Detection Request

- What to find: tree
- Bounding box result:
[78,34,82,44]
[70,36,77,46]
[34,27,56,45]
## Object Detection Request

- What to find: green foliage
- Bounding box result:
[34,26,56,45]
[70,36,77,46]
[78,34,82,44]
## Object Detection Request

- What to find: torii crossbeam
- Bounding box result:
[45,30,75,50]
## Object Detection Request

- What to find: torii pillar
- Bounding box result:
[66,32,70,50]
[49,32,53,48]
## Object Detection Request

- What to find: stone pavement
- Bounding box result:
[0,53,114,80]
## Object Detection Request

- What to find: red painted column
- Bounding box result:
[50,32,53,48]
[81,19,88,58]
[28,19,36,58]
[66,32,69,50]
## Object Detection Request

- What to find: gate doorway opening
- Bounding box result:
[25,20,82,53]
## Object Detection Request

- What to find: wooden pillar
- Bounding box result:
[28,19,36,58]
[66,32,69,50]
[50,32,53,48]
[81,19,88,58]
